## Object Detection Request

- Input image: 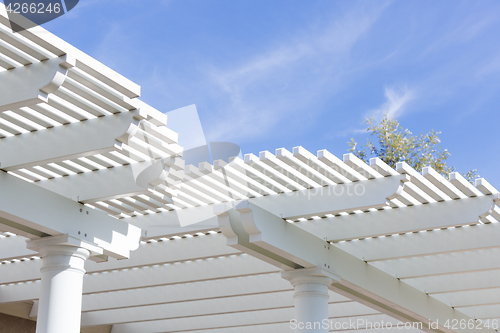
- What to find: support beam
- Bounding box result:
[404,270,500,295]
[83,291,292,326]
[109,314,420,333]
[0,55,73,112]
[36,164,148,202]
[0,110,141,171]
[36,157,184,203]
[128,204,219,239]
[297,195,495,242]
[337,221,500,262]
[79,273,350,313]
[0,171,142,259]
[80,292,368,327]
[109,304,379,333]
[0,234,36,261]
[109,307,292,333]
[0,233,239,284]
[11,273,343,317]
[80,273,296,312]
[372,248,500,279]
[125,322,292,333]
[0,253,279,303]
[458,304,500,320]
[217,200,495,333]
[0,6,141,98]
[248,175,408,220]
[432,288,500,309]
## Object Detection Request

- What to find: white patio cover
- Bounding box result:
[1,5,500,333]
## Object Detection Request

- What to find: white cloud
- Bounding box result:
[368,85,416,121]
[203,2,390,142]
[477,53,500,77]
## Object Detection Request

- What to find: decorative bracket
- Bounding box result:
[0,54,75,112]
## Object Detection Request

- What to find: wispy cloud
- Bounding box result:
[418,5,500,59]
[332,84,416,138]
[367,85,416,121]
[477,53,500,77]
[202,2,390,142]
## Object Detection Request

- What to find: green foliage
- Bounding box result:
[348,113,479,183]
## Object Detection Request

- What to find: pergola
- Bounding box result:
[1,6,500,333]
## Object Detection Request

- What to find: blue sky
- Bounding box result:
[11,1,500,185]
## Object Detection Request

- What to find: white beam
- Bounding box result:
[458,304,500,320]
[83,253,276,294]
[297,195,494,242]
[0,6,141,98]
[244,153,306,191]
[404,270,500,295]
[0,233,239,284]
[369,158,398,177]
[127,204,219,239]
[318,149,367,182]
[0,55,73,112]
[218,201,494,333]
[475,178,499,195]
[371,247,500,279]
[397,162,450,202]
[0,110,141,171]
[277,148,336,186]
[43,273,346,314]
[343,153,383,179]
[109,307,292,333]
[110,314,406,333]
[84,291,294,325]
[35,164,147,203]
[109,303,378,333]
[0,253,279,303]
[248,174,408,220]
[261,150,322,188]
[422,167,466,200]
[35,157,184,203]
[131,322,292,333]
[0,234,36,261]
[293,146,351,184]
[449,172,483,197]
[432,288,500,309]
[82,294,370,327]
[337,221,500,262]
[81,273,295,312]
[0,171,142,259]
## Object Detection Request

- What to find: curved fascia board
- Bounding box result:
[0,54,74,112]
[247,174,409,220]
[34,157,185,204]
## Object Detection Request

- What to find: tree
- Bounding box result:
[348,113,479,183]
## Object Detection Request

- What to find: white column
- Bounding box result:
[27,235,102,333]
[282,268,336,333]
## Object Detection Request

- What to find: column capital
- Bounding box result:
[283,267,337,331]
[281,267,340,286]
[26,234,103,256]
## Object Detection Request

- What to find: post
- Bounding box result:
[282,267,335,332]
[27,235,102,333]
